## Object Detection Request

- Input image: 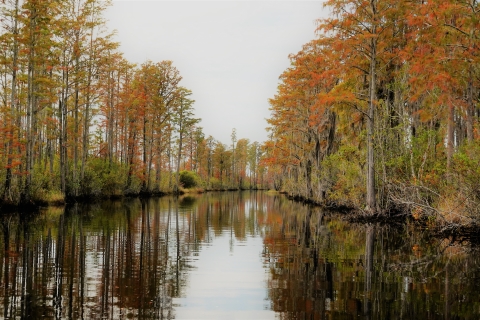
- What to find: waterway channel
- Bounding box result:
[1,191,479,319]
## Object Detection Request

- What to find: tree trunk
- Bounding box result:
[126,124,136,191]
[3,0,19,202]
[81,3,96,193]
[81,67,92,185]
[447,104,455,170]
[107,73,114,167]
[175,127,183,194]
[23,9,37,202]
[155,131,163,191]
[466,66,474,142]
[366,36,377,213]
[60,59,69,197]
[146,118,155,191]
[73,33,80,197]
[168,133,173,190]
[142,115,147,192]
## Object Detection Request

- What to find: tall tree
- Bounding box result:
[318,0,399,211]
[172,88,198,193]
[1,0,21,201]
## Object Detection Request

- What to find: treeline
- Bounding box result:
[0,0,265,206]
[263,0,480,224]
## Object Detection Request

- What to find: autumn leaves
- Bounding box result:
[264,0,480,219]
[0,0,263,205]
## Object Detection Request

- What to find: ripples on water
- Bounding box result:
[1,191,480,319]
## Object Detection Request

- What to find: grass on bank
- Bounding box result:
[44,190,66,206]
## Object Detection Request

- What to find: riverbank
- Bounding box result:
[5,185,478,240]
[283,190,480,238]
[0,187,268,212]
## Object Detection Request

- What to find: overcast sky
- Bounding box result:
[105,1,326,145]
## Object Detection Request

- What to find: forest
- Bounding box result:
[0,0,266,207]
[1,0,480,229]
[264,0,480,226]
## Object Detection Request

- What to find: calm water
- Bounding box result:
[1,192,480,319]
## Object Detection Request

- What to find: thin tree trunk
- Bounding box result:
[447,104,455,170]
[146,123,154,191]
[60,61,69,196]
[466,66,474,142]
[24,9,37,201]
[81,65,92,184]
[108,73,114,167]
[367,36,377,213]
[126,120,136,191]
[73,34,80,197]
[142,114,147,192]
[3,0,19,201]
[155,134,162,191]
[175,127,183,194]
[168,136,172,191]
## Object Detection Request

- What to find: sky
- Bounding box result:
[104,1,326,145]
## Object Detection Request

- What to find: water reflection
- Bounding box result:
[262,199,480,319]
[1,192,480,319]
[0,192,272,319]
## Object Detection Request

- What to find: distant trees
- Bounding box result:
[264,0,480,222]
[0,0,265,205]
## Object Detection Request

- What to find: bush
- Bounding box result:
[208,177,223,190]
[30,163,58,203]
[321,144,365,208]
[82,158,128,196]
[179,170,199,189]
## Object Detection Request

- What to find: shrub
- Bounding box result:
[208,177,222,190]
[82,158,127,196]
[179,170,199,189]
[321,144,365,208]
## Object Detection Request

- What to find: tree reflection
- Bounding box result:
[1,193,480,319]
[262,199,480,320]
[0,192,264,319]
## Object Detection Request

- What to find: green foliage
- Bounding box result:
[209,177,223,190]
[321,144,365,208]
[30,164,59,203]
[452,143,480,189]
[79,162,103,196]
[179,170,200,189]
[82,158,128,196]
[445,142,480,220]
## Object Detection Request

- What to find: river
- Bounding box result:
[1,191,479,319]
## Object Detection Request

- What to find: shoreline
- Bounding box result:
[0,187,268,212]
[282,191,480,238]
[3,188,479,240]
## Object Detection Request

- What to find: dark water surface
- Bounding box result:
[1,192,480,319]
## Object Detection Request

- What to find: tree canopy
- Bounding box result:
[263,0,480,223]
